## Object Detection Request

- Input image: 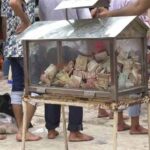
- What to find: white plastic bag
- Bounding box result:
[0,113,18,134]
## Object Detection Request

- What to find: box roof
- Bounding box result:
[55,0,99,10]
[19,16,148,41]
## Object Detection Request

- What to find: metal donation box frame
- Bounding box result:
[21,16,148,100]
[20,16,150,150]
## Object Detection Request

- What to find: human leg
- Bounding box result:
[2,57,10,78]
[10,58,25,130]
[128,104,147,134]
[68,106,94,142]
[117,111,130,131]
[45,104,60,139]
[97,106,129,120]
[16,103,41,141]
[10,58,41,141]
[109,111,129,120]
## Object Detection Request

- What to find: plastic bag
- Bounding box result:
[0,113,18,134]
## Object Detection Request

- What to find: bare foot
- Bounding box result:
[16,132,42,142]
[69,132,94,142]
[118,123,130,131]
[97,109,109,118]
[130,125,148,134]
[0,134,6,140]
[48,130,59,139]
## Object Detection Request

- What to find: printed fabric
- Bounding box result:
[1,0,35,57]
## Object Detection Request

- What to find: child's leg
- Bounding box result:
[128,104,147,134]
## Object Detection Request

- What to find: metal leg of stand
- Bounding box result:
[61,105,69,150]
[112,110,118,150]
[21,100,27,150]
[148,102,150,150]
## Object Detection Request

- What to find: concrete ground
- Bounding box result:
[0,79,149,150]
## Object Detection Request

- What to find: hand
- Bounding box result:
[16,21,31,34]
[91,8,98,18]
[97,7,109,18]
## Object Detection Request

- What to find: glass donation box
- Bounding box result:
[19,16,149,102]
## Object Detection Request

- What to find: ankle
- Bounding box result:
[70,131,80,135]
[130,125,141,130]
[118,122,126,126]
[48,129,55,132]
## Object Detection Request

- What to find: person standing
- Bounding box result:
[1,0,41,141]
[97,0,150,17]
[109,0,149,134]
[91,0,149,134]
[38,0,94,141]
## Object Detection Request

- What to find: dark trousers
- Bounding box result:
[9,58,24,91]
[45,104,83,132]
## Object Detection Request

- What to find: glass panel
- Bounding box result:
[28,39,143,92]
[28,40,111,91]
[116,39,142,90]
[29,41,57,85]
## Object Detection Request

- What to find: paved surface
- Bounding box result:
[0,79,149,150]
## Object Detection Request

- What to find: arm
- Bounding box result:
[91,8,98,18]
[9,0,31,33]
[99,0,150,17]
[2,17,6,40]
[1,0,7,40]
